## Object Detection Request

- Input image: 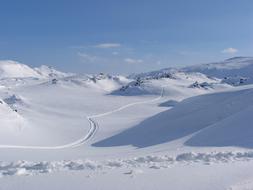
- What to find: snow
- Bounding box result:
[0,151,253,177]
[34,65,71,78]
[0,57,253,189]
[0,99,26,133]
[134,56,253,87]
[1,161,253,190]
[182,56,253,85]
[0,60,41,79]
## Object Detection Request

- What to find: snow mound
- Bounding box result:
[114,71,220,96]
[38,73,131,93]
[111,79,163,96]
[85,73,130,92]
[95,86,253,148]
[129,68,177,80]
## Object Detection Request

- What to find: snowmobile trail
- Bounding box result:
[0,87,165,150]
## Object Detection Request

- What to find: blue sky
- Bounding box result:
[0,0,252,74]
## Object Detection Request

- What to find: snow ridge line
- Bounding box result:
[0,86,165,149]
[1,151,253,177]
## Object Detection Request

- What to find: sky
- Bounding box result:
[0,0,252,74]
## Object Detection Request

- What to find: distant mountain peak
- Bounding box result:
[0,60,41,78]
[0,60,70,79]
[34,65,70,78]
[225,56,253,61]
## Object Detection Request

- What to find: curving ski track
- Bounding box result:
[0,87,164,150]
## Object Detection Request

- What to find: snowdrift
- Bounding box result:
[94,85,253,148]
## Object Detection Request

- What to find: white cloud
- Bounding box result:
[77,52,97,62]
[95,43,121,49]
[112,51,119,55]
[124,58,143,64]
[222,47,238,54]
[156,61,161,65]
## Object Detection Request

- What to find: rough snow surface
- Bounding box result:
[1,151,253,177]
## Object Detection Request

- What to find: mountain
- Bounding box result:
[0,57,253,189]
[34,65,71,78]
[130,57,253,86]
[182,57,253,76]
[0,60,70,79]
[182,57,253,85]
[0,60,41,78]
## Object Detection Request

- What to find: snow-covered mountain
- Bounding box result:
[0,60,70,79]
[182,56,253,76]
[130,57,253,87]
[34,65,71,78]
[0,60,131,92]
[0,60,41,78]
[0,57,253,190]
[182,56,253,85]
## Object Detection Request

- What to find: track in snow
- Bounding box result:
[0,87,164,150]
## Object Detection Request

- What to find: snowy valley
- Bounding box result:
[0,57,253,190]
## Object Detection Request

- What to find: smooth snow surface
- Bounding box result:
[0,57,253,190]
[0,60,41,78]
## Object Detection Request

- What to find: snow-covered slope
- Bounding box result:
[0,99,25,132]
[85,73,131,91]
[40,73,131,92]
[0,60,41,78]
[131,57,253,86]
[0,60,71,79]
[182,57,253,76]
[95,85,253,148]
[0,58,253,190]
[34,65,70,78]
[114,71,224,96]
[182,57,253,85]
